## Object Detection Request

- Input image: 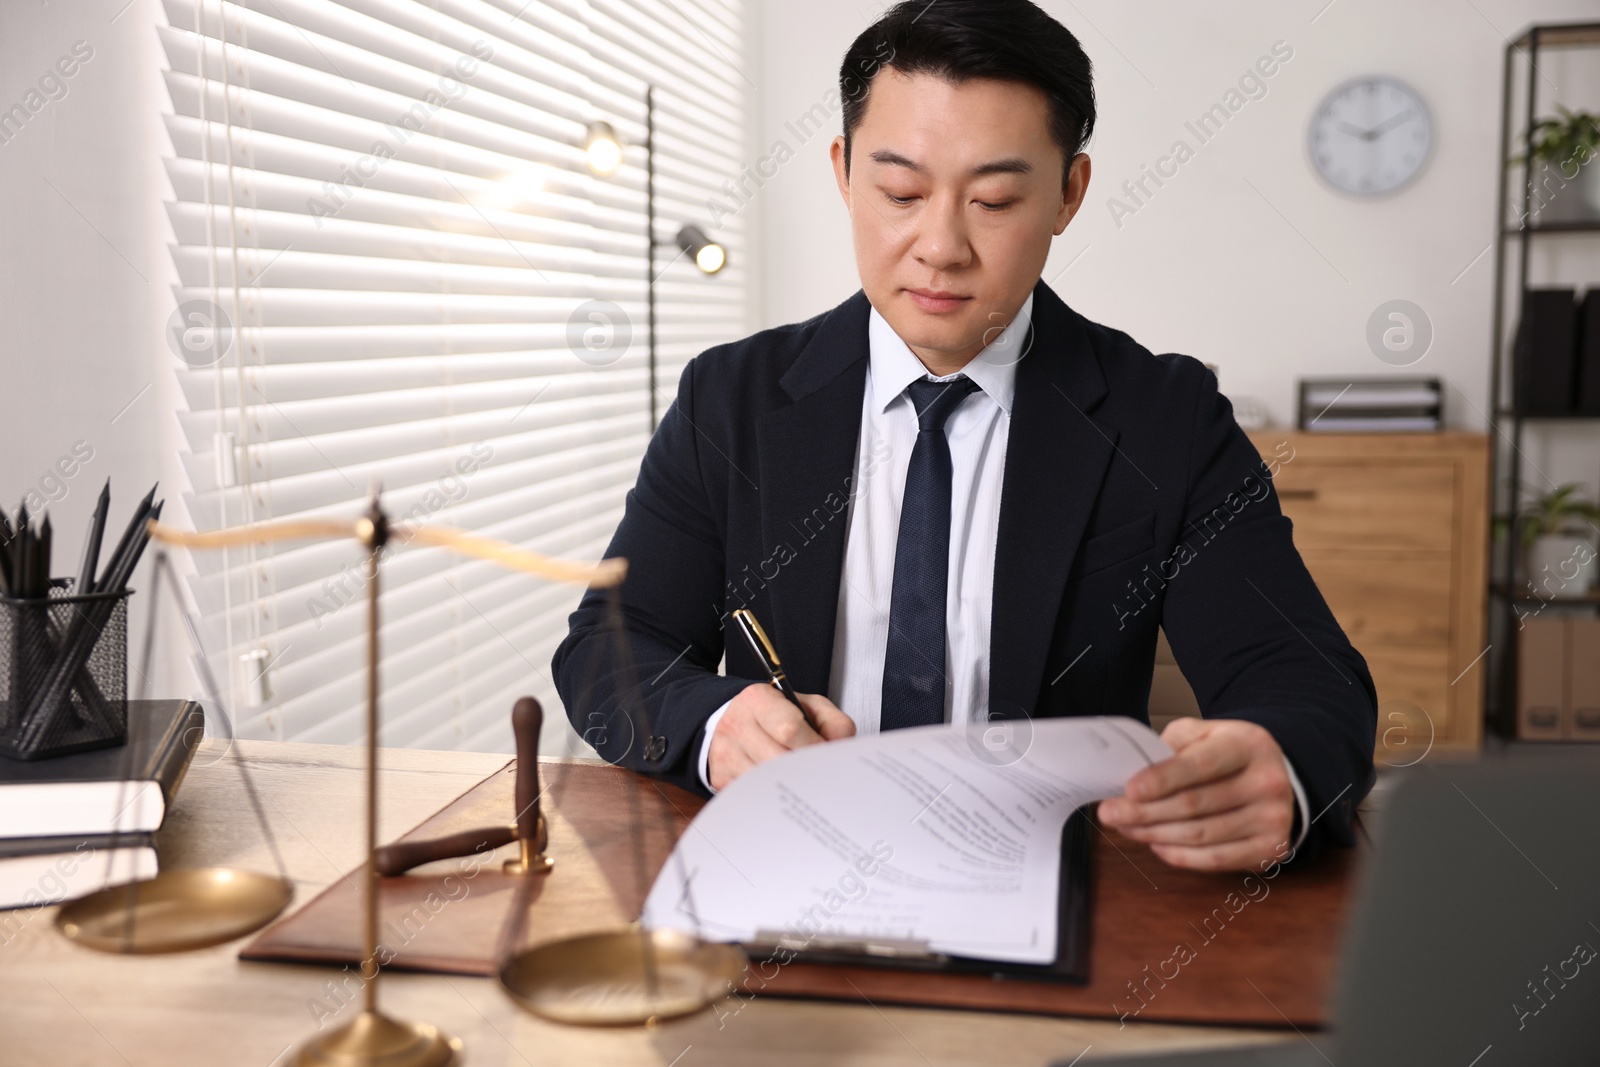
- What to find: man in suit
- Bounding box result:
[554,0,1375,870]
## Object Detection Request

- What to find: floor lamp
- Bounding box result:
[583,85,727,431]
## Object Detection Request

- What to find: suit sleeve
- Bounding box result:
[550,357,749,796]
[1159,361,1377,855]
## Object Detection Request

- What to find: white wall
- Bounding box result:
[0,0,189,705]
[752,0,1600,448]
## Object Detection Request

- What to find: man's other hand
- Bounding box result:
[1097,718,1294,872]
[707,684,856,792]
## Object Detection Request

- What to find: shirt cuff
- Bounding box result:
[697,699,736,794]
[1281,750,1311,854]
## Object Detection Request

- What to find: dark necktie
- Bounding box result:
[880,375,981,731]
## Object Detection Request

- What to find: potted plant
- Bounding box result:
[1511,106,1600,223]
[1505,483,1600,594]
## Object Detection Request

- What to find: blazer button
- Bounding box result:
[644,736,667,761]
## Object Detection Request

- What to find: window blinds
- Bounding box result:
[158,0,748,751]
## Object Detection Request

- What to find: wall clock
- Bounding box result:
[1308,76,1433,196]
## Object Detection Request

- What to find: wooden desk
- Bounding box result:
[0,742,1296,1066]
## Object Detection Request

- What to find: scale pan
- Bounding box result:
[498,926,747,1026]
[55,867,293,954]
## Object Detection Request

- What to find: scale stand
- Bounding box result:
[290,496,457,1067]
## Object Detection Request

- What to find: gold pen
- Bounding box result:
[731,608,822,734]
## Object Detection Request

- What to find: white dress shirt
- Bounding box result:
[696,293,1309,851]
[824,293,1028,734]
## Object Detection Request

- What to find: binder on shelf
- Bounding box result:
[1517,615,1565,740]
[1513,288,1579,415]
[1569,617,1600,742]
[1577,289,1600,416]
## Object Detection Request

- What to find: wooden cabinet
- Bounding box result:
[1150,432,1489,752]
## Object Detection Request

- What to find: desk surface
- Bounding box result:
[1,741,1298,1066]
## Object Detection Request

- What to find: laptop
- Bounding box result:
[1067,753,1600,1066]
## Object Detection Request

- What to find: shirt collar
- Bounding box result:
[866,291,1032,416]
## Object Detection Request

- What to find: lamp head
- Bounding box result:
[584,120,623,177]
[676,224,726,275]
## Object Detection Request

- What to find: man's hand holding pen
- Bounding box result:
[712,608,857,791]
[706,684,856,792]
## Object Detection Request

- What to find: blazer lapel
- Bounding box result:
[754,291,872,695]
[749,282,1117,713]
[988,281,1117,720]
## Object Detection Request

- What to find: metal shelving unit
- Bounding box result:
[1484,21,1600,738]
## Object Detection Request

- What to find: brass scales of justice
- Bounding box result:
[51,486,747,1066]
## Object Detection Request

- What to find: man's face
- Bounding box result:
[831,69,1090,368]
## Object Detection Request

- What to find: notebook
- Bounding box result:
[0,700,203,838]
[0,831,157,912]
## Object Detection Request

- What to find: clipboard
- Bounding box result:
[244,760,1354,1024]
[739,808,1093,984]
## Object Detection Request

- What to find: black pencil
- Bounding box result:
[15,504,30,597]
[94,484,155,595]
[15,518,33,599]
[76,480,110,597]
[110,498,161,594]
[0,511,13,597]
[99,498,159,597]
[35,515,52,597]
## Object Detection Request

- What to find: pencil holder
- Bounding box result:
[0,581,130,761]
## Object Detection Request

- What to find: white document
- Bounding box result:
[641,717,1171,965]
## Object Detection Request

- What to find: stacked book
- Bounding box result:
[1298,378,1443,432]
[0,701,202,913]
[1516,288,1600,415]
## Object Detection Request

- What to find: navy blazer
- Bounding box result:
[552,278,1377,851]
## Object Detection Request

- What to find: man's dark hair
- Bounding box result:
[839,0,1095,189]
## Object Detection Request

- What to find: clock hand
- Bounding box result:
[1335,120,1371,139]
[1366,109,1415,138]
